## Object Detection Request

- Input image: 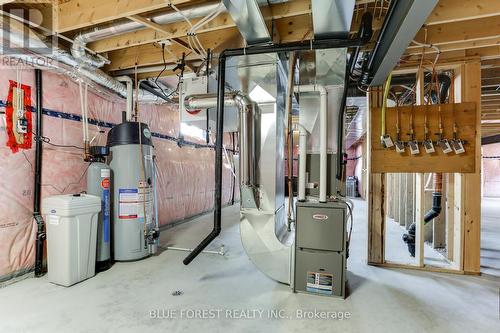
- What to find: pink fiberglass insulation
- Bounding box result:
[0,67,238,281]
[482,143,500,197]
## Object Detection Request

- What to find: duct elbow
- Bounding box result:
[316,85,327,96]
[71,34,110,68]
[233,92,253,110]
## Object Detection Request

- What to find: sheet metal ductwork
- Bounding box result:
[184,92,259,208]
[182,14,373,287]
[222,0,271,44]
[311,0,355,39]
[367,0,439,86]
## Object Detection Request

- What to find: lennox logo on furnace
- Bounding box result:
[312,214,328,221]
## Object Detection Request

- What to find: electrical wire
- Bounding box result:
[334,197,354,256]
[187,3,225,57]
[154,44,169,97]
[165,77,182,100]
[20,148,90,194]
[22,151,34,172]
[381,72,392,138]
[346,201,353,249]
[42,163,92,194]
[169,1,225,60]
[411,39,441,68]
[32,130,84,150]
[169,2,206,58]
[164,55,186,100]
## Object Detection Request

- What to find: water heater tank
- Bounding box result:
[107,122,154,261]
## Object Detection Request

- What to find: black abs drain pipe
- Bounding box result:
[34,69,46,277]
[183,13,373,265]
[403,173,443,258]
[402,75,450,257]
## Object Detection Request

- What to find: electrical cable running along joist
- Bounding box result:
[183,12,374,266]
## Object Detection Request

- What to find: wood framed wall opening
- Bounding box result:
[367,59,482,275]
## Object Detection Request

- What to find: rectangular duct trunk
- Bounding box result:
[369,0,438,86]
[311,0,355,39]
[222,0,271,44]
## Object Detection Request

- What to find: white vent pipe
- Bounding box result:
[115,76,134,121]
[184,92,257,189]
[297,124,307,201]
[294,84,328,203]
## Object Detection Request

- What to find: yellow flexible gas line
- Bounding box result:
[381,72,392,138]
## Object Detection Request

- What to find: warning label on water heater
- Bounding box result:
[118,188,139,219]
[138,181,153,223]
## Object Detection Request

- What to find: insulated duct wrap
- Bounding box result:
[1,19,163,103]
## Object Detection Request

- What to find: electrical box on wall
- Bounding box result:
[179,76,239,133]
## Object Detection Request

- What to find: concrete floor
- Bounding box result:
[481,197,500,277]
[385,217,452,268]
[0,199,499,333]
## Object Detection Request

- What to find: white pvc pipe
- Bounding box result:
[294,85,328,203]
[185,92,256,188]
[116,76,134,121]
[79,81,88,143]
[298,124,307,201]
[79,82,85,142]
[84,83,89,143]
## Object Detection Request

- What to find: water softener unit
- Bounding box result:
[86,146,112,271]
[107,121,158,261]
